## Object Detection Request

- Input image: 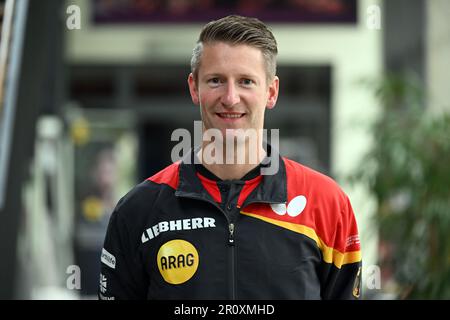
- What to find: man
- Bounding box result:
[99,15,362,300]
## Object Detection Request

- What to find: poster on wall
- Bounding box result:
[93,0,357,24]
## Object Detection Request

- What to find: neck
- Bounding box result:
[197,139,266,180]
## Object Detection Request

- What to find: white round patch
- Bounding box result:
[270,203,287,215]
[287,195,307,217]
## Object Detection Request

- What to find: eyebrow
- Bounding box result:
[202,73,259,79]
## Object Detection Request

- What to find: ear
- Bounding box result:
[266,76,279,109]
[188,73,199,105]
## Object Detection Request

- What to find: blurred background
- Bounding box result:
[0,0,448,299]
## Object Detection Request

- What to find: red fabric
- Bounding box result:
[147,161,180,190]
[242,158,360,254]
[196,173,222,203]
[237,175,262,208]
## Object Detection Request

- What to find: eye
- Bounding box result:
[240,78,255,86]
[207,77,221,87]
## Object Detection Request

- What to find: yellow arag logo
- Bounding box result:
[157,239,199,284]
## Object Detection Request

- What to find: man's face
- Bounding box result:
[188,42,279,138]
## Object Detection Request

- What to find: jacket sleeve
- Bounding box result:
[98,200,148,300]
[321,195,362,300]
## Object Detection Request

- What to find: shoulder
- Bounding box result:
[113,162,181,223]
[281,158,359,253]
[282,157,346,202]
[146,161,181,189]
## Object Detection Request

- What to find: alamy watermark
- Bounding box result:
[66,5,81,30]
[366,4,381,30]
[66,265,81,290]
[365,264,381,290]
[171,121,279,175]
[65,263,382,293]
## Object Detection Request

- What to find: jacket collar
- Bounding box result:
[175,146,287,206]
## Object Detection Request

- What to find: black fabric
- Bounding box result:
[177,146,287,207]
[99,147,361,300]
[195,162,262,181]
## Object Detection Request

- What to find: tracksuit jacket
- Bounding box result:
[99,148,362,300]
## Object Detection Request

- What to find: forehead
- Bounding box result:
[198,42,266,78]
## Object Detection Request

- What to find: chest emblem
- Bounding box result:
[270,195,307,217]
[157,239,199,285]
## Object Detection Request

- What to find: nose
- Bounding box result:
[220,83,240,107]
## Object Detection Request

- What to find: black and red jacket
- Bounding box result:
[99,149,362,300]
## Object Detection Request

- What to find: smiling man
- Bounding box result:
[188,38,279,180]
[99,15,362,300]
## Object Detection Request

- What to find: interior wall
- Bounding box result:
[427,0,450,113]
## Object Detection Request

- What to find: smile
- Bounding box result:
[216,113,245,119]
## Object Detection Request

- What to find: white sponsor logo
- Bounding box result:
[346,234,360,247]
[99,293,115,300]
[100,273,107,293]
[101,248,116,269]
[141,217,216,243]
[270,195,307,217]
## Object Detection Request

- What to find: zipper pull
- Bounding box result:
[228,223,235,246]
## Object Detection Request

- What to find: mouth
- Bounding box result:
[216,112,246,119]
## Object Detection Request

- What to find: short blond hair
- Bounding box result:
[191,15,278,82]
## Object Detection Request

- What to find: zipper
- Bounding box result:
[177,182,286,299]
[176,193,237,299]
[225,185,238,300]
[229,222,236,300]
[228,223,235,245]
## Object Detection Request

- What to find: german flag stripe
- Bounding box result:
[240,211,361,269]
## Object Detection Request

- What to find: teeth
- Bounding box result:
[219,114,242,118]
